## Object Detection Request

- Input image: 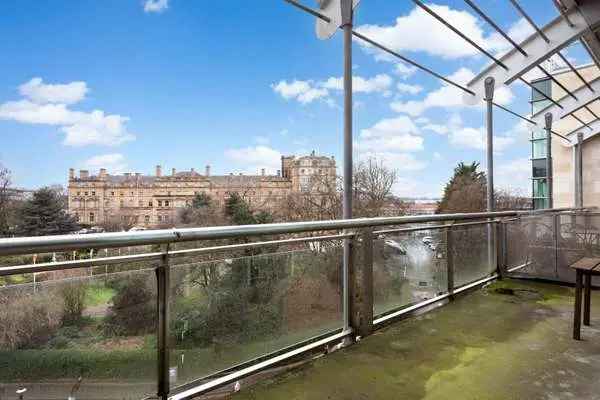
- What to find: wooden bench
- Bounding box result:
[570,257,600,340]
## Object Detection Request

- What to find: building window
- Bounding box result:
[158,200,163,207]
[149,201,153,207]
[89,212,95,223]
[165,200,170,207]
[120,200,124,207]
[131,191,134,196]
[138,200,143,207]
[75,213,80,222]
[84,191,89,196]
[157,215,162,222]
[530,78,552,210]
[91,191,96,196]
[144,215,150,223]
[77,191,81,196]
[111,191,115,196]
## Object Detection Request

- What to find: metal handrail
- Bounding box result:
[0,209,572,257]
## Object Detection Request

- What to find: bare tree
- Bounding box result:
[282,157,402,221]
[495,188,531,211]
[0,165,11,236]
[102,211,139,232]
[353,158,399,217]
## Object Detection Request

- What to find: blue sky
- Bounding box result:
[0,0,590,197]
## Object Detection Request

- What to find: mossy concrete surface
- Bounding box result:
[233,280,600,400]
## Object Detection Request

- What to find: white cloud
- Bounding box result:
[358,115,423,152]
[444,114,515,153]
[422,124,448,135]
[272,74,394,105]
[19,77,88,105]
[84,153,128,174]
[355,6,533,60]
[224,145,282,175]
[390,67,514,116]
[144,0,169,13]
[61,111,135,147]
[487,18,535,57]
[322,74,393,94]
[394,62,417,79]
[496,157,531,195]
[360,151,427,172]
[433,152,442,160]
[271,80,329,105]
[0,78,136,146]
[397,82,423,95]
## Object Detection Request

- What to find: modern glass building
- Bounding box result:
[530,78,552,209]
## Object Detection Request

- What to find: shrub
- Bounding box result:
[60,282,87,326]
[103,274,155,336]
[0,291,63,350]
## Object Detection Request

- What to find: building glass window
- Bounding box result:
[91,191,96,196]
[530,78,552,210]
[533,179,548,198]
[533,198,549,209]
[532,159,547,178]
[120,199,124,207]
[165,201,170,207]
[144,215,150,223]
[84,192,89,196]
[89,212,95,223]
[532,139,547,159]
[157,215,162,222]
[158,200,163,207]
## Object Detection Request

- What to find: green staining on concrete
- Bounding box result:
[234,279,600,400]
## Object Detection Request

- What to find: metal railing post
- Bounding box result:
[350,228,373,338]
[446,225,455,297]
[495,221,505,279]
[553,213,560,278]
[156,245,171,400]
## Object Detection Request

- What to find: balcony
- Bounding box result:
[0,209,598,400]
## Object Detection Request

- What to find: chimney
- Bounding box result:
[79,170,89,179]
[156,165,162,177]
[99,168,107,179]
[172,168,176,176]
[69,168,75,180]
[261,168,266,176]
[205,165,211,177]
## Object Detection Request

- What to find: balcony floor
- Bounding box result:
[234,280,600,400]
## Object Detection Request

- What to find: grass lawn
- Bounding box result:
[84,284,116,307]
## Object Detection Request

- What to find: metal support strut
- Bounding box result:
[484,78,495,271]
[342,0,353,332]
[545,113,554,209]
[157,245,171,400]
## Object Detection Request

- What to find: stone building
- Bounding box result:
[68,152,336,226]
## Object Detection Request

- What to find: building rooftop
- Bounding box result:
[234,279,600,400]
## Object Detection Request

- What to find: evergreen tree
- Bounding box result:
[17,187,79,236]
[437,162,487,214]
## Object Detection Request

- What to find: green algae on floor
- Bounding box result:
[232,279,600,400]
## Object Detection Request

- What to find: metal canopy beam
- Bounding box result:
[531,77,600,123]
[465,6,600,103]
[565,118,600,143]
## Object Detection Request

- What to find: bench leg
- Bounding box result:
[584,273,592,326]
[574,270,583,340]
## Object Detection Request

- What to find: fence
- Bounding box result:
[0,208,580,400]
